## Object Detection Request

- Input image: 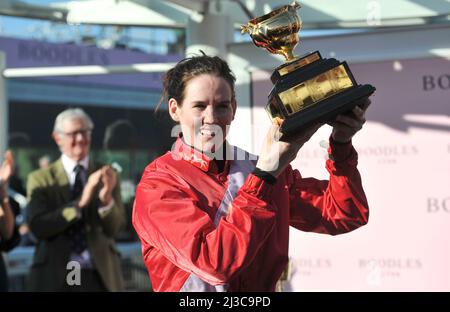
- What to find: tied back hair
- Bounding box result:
[155,51,236,114]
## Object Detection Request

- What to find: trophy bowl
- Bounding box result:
[241,1,376,140]
[241,1,302,62]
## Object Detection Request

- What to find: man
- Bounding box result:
[27,108,125,291]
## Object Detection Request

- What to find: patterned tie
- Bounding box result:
[68,164,88,254]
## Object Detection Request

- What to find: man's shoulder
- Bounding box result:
[28,160,61,181]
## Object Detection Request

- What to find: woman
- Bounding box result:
[0,150,21,291]
[132,53,370,292]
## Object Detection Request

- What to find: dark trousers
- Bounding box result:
[0,256,8,292]
[63,268,107,292]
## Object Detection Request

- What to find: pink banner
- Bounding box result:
[251,56,450,291]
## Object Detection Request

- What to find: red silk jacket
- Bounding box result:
[132,137,369,291]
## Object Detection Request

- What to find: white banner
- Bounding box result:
[251,56,450,291]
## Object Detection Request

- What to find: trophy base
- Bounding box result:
[279,84,375,141]
[271,51,322,84]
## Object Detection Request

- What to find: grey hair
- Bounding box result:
[53,108,94,134]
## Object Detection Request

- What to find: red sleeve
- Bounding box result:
[288,138,369,235]
[132,166,277,285]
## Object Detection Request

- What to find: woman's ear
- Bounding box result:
[168,98,180,122]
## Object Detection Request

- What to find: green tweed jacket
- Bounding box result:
[26,159,126,291]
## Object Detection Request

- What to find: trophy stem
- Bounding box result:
[285,50,296,62]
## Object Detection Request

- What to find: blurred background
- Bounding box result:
[0,0,449,291]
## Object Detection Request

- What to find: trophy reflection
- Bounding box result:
[241,1,375,140]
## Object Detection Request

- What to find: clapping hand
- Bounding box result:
[1,151,14,239]
[0,150,14,199]
[77,165,116,208]
[0,150,14,183]
[98,166,117,205]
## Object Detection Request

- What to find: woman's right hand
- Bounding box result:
[256,121,323,178]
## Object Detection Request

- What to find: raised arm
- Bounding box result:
[287,139,369,235]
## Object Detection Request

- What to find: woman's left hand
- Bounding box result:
[329,98,371,143]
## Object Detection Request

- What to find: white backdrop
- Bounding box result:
[250,55,450,291]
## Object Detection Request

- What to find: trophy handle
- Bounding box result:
[290,1,301,10]
[240,24,251,34]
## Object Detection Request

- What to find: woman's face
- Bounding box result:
[169,74,236,155]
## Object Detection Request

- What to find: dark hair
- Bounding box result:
[156,52,236,112]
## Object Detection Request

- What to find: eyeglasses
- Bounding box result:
[59,128,92,139]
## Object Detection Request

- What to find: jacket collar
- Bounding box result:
[61,154,89,180]
[51,156,97,203]
[172,136,231,173]
[52,159,71,203]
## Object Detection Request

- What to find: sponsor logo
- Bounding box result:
[294,258,332,277]
[423,74,450,91]
[18,41,110,65]
[427,197,450,213]
[359,258,422,285]
[356,145,419,164]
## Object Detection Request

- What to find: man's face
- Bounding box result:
[53,117,92,162]
[169,74,236,155]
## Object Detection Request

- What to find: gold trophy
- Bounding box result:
[241,1,375,140]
